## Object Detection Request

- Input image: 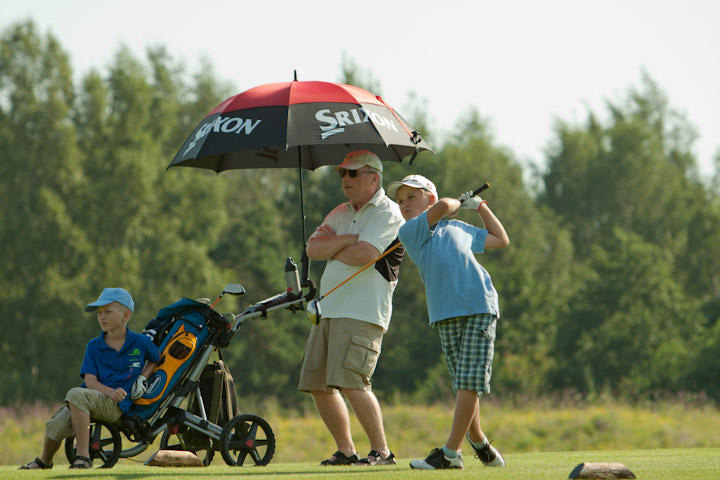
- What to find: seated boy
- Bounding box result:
[19,287,159,470]
[386,175,510,470]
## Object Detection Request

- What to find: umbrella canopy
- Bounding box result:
[168,80,433,171]
[167,78,433,289]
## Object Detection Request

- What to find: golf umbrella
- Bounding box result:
[167,78,433,286]
[169,79,433,170]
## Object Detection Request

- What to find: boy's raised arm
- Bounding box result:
[459,195,510,249]
[427,198,461,227]
[477,203,509,249]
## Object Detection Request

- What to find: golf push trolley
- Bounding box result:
[64,258,313,468]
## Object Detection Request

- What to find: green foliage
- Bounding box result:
[542,75,701,259]
[549,229,702,394]
[686,320,720,398]
[0,20,88,402]
[0,22,230,403]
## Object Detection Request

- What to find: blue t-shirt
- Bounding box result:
[398,211,500,324]
[80,329,160,413]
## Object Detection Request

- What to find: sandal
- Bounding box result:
[320,450,359,466]
[69,455,93,469]
[18,457,53,470]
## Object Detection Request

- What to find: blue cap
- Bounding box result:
[84,287,134,313]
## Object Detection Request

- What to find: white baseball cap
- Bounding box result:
[387,174,438,201]
[335,149,383,172]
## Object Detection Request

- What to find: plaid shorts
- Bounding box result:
[435,313,497,394]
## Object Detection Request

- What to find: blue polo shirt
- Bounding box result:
[80,329,160,413]
[398,211,500,324]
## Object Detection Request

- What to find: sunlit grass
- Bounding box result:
[3,399,719,466]
[1,448,719,479]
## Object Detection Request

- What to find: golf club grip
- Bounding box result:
[471,182,491,197]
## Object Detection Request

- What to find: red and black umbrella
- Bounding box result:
[167,76,433,286]
[168,78,433,171]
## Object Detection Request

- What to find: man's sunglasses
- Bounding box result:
[338,168,375,178]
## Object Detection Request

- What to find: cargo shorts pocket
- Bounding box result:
[344,335,381,376]
[480,321,496,342]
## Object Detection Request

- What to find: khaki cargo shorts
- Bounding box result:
[46,387,122,442]
[298,317,383,392]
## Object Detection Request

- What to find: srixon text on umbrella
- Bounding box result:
[185,116,262,154]
[316,107,399,139]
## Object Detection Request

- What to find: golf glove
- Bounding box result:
[460,193,483,210]
[130,374,148,400]
[458,191,474,202]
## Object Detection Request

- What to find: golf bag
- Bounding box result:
[183,358,240,450]
[130,298,214,419]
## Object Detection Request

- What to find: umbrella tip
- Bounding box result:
[293,69,298,81]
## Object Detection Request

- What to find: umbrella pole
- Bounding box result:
[297,148,310,286]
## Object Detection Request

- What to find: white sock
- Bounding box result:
[442,446,461,458]
[467,434,489,449]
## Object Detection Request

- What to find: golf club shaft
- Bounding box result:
[318,241,403,301]
[210,295,221,309]
[317,183,491,302]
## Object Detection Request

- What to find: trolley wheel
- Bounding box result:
[160,428,215,466]
[64,419,122,468]
[220,414,275,466]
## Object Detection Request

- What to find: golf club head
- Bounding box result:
[223,283,246,296]
[306,298,321,325]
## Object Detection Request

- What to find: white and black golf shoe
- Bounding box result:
[472,441,506,467]
[409,447,463,469]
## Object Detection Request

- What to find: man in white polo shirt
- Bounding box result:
[298,149,404,466]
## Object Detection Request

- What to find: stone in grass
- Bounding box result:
[568,462,636,479]
[145,449,204,467]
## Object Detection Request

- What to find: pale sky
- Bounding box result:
[3,0,719,178]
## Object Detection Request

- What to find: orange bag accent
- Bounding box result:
[134,324,198,405]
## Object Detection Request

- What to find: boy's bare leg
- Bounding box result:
[69,403,91,461]
[33,435,61,467]
[446,389,480,451]
[343,388,390,457]
[467,400,487,444]
[311,390,356,456]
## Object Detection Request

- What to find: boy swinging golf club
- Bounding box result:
[388,174,509,470]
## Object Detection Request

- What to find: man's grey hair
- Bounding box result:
[366,167,383,184]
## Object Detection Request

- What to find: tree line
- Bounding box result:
[1,20,719,407]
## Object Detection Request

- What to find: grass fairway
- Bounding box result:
[3,448,718,479]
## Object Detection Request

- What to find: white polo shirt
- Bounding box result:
[312,187,403,331]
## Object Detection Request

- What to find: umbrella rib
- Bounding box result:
[375,95,417,143]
